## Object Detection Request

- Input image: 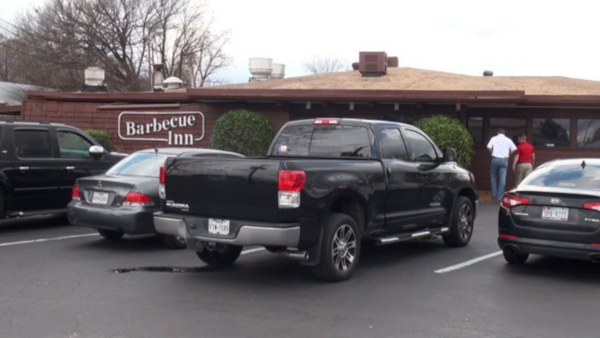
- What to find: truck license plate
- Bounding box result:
[208,219,230,235]
[542,207,569,221]
[92,192,109,204]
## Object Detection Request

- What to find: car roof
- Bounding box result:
[135,147,243,157]
[287,118,413,128]
[544,158,600,167]
[0,121,71,127]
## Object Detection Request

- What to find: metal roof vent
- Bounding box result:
[84,66,105,86]
[483,70,494,77]
[387,57,399,68]
[270,63,286,79]
[249,58,273,82]
[163,76,185,91]
[359,51,387,77]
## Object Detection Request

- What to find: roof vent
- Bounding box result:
[153,64,165,92]
[359,51,387,77]
[163,76,185,91]
[352,62,359,71]
[249,58,273,82]
[270,63,286,79]
[84,66,105,86]
[387,57,399,68]
[483,70,494,77]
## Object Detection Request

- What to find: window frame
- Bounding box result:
[403,128,440,163]
[377,126,410,161]
[56,130,95,158]
[532,118,571,149]
[576,119,600,149]
[13,128,54,159]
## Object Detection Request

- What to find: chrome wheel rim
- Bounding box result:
[332,224,357,272]
[458,204,473,240]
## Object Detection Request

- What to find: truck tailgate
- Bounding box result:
[164,158,280,222]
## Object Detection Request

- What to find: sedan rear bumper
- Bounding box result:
[153,212,300,247]
[67,201,157,234]
[498,237,600,262]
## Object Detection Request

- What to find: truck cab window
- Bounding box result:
[405,130,437,163]
[14,130,53,158]
[378,128,408,160]
[57,131,93,158]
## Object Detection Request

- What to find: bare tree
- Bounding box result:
[6,0,231,91]
[192,30,230,87]
[0,38,19,81]
[303,55,349,75]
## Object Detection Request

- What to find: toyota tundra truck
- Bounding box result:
[154,118,478,282]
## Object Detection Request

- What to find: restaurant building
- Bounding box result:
[21,53,600,190]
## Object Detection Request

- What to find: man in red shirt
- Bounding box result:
[512,134,535,185]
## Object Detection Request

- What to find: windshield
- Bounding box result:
[521,163,600,190]
[105,152,172,178]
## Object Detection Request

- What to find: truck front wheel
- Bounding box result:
[312,213,361,282]
[443,196,474,247]
[196,243,242,268]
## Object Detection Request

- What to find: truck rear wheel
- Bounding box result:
[443,196,474,247]
[312,213,361,282]
[196,243,242,268]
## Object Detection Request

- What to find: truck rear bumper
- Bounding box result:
[153,212,300,247]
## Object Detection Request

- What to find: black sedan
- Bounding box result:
[67,148,243,248]
[498,159,600,264]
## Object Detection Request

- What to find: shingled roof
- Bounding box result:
[218,67,600,96]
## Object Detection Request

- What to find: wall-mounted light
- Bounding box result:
[349,102,355,111]
[394,103,399,111]
[305,102,311,110]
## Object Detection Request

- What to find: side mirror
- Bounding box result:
[442,148,457,163]
[89,145,105,157]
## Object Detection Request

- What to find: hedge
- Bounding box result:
[413,115,475,168]
[85,129,111,151]
[210,110,275,156]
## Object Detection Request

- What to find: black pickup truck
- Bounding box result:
[154,118,478,281]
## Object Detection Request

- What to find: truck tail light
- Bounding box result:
[123,191,154,207]
[501,194,529,209]
[159,165,166,199]
[72,185,81,201]
[278,170,306,208]
[583,202,600,211]
[313,118,340,125]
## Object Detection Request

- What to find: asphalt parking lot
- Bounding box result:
[0,203,599,338]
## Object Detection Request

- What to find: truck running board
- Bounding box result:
[374,227,450,246]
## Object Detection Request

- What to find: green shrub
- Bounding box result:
[413,115,474,168]
[210,110,275,156]
[85,129,111,151]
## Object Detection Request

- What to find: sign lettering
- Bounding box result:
[118,111,205,145]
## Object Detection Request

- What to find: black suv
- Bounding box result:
[0,121,126,218]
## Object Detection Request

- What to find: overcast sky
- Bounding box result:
[3,0,600,84]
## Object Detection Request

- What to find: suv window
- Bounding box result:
[14,130,53,158]
[273,125,372,158]
[378,127,409,160]
[57,131,93,158]
[405,129,437,163]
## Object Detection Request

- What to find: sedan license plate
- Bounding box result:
[208,219,230,235]
[542,207,569,221]
[92,192,109,205]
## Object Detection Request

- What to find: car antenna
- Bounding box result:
[153,145,158,157]
[582,160,586,169]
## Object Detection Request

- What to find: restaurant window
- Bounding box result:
[532,118,570,148]
[467,117,483,146]
[489,118,526,144]
[577,119,600,148]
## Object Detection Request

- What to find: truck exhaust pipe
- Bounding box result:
[278,250,310,261]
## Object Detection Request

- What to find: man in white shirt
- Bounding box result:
[487,129,517,200]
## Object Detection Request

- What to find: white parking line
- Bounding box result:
[0,233,100,248]
[434,251,503,274]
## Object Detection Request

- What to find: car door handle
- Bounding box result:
[420,173,428,178]
[66,166,76,170]
[19,166,29,171]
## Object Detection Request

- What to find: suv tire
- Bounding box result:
[443,196,474,247]
[503,247,529,264]
[312,213,361,282]
[196,244,243,268]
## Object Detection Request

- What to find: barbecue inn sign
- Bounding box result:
[118,111,205,145]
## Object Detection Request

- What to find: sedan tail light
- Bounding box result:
[583,202,600,211]
[278,170,306,208]
[502,194,530,209]
[159,165,166,199]
[72,185,81,201]
[123,191,154,207]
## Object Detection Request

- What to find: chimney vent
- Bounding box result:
[249,58,273,82]
[270,63,286,79]
[82,66,107,92]
[163,76,185,91]
[153,64,165,91]
[387,57,399,68]
[359,52,387,77]
[483,70,494,77]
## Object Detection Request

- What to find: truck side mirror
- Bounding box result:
[89,145,105,158]
[442,148,457,163]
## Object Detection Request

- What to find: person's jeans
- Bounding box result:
[490,157,508,199]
